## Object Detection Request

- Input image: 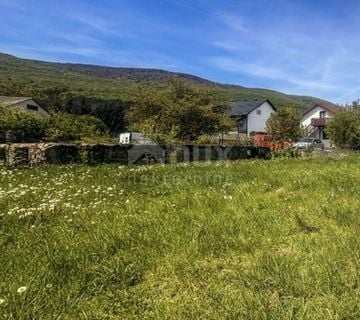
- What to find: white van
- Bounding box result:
[119,132,155,145]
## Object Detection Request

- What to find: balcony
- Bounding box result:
[311,117,331,127]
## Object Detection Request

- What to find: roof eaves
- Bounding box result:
[302,103,338,117]
[0,97,33,106]
[7,99,33,106]
[244,99,276,115]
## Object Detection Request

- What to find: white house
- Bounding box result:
[0,96,49,116]
[300,103,338,143]
[228,99,277,137]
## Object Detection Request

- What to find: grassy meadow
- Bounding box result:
[1,155,360,319]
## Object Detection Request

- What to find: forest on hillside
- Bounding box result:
[0,53,333,134]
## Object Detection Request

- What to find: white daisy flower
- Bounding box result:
[17,286,27,294]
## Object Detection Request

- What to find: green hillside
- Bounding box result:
[0,52,334,132]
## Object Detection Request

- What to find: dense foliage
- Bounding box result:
[37,90,130,134]
[0,106,109,143]
[0,105,46,142]
[126,80,235,143]
[266,107,303,142]
[327,107,360,149]
[43,113,109,142]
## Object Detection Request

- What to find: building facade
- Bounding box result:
[300,103,338,143]
[0,96,49,116]
[229,99,277,137]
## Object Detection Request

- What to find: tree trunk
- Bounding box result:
[5,130,12,143]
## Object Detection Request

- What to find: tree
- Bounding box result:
[0,105,46,142]
[126,79,234,144]
[64,94,129,135]
[266,107,302,142]
[326,107,360,149]
[43,113,109,142]
[0,104,109,143]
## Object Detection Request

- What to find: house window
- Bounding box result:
[319,111,326,118]
[256,109,261,115]
[237,119,246,133]
[27,104,39,111]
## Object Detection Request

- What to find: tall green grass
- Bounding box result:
[1,156,360,319]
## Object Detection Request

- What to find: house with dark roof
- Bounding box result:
[0,96,49,116]
[300,103,339,142]
[229,99,277,136]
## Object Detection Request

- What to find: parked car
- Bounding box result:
[294,138,325,150]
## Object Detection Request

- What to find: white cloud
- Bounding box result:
[0,44,104,59]
[66,12,114,34]
[48,32,101,46]
[217,13,248,32]
[211,57,287,80]
[208,5,360,102]
[210,56,340,102]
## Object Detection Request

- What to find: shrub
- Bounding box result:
[326,108,360,149]
[270,146,301,158]
[266,107,303,142]
[195,134,221,145]
[0,105,109,143]
[0,105,46,142]
[43,113,109,142]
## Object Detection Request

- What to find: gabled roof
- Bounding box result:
[0,96,49,114]
[302,103,339,117]
[0,96,34,106]
[230,99,276,116]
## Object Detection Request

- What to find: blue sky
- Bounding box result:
[0,0,359,103]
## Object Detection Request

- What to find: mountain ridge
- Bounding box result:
[0,52,335,113]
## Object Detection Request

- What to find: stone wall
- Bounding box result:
[0,143,270,167]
